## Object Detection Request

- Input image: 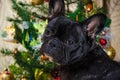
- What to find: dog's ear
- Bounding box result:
[48,0,65,21]
[83,13,107,38]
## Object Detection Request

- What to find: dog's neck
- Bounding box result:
[61,45,109,70]
[58,45,109,80]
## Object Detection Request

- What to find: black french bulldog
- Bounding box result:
[40,0,120,80]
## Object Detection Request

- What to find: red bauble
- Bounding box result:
[31,16,34,20]
[45,0,49,2]
[99,38,107,46]
[56,77,60,80]
[85,1,93,12]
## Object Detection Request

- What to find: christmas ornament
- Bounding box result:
[30,0,44,5]
[85,2,93,12]
[25,31,30,42]
[34,68,51,80]
[56,77,60,80]
[102,27,112,40]
[51,67,60,80]
[106,46,116,59]
[22,21,29,29]
[13,48,18,54]
[21,76,27,80]
[76,15,79,21]
[99,38,107,46]
[5,26,15,34]
[99,27,112,48]
[3,25,15,42]
[101,31,107,36]
[31,15,34,20]
[29,34,33,42]
[30,15,35,22]
[0,69,14,80]
[45,0,49,2]
[34,68,43,80]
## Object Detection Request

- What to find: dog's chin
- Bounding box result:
[43,53,61,65]
[43,53,62,66]
[44,53,53,62]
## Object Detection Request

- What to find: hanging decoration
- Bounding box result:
[67,0,104,22]
[96,18,116,59]
[105,45,116,59]
[22,21,29,29]
[56,77,60,80]
[21,76,27,80]
[1,25,16,43]
[99,28,116,59]
[99,38,107,46]
[30,0,44,5]
[85,1,93,12]
[44,0,49,2]
[34,68,51,80]
[30,15,34,20]
[13,48,18,55]
[0,69,14,80]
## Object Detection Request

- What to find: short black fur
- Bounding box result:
[40,0,120,80]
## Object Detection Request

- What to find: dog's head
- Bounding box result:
[40,0,107,66]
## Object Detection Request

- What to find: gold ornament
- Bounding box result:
[3,25,16,43]
[34,68,43,80]
[76,15,79,21]
[30,0,44,5]
[21,76,27,80]
[13,48,18,55]
[106,46,116,59]
[0,69,14,80]
[34,68,51,80]
[5,25,15,37]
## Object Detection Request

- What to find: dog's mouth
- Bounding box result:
[42,53,53,62]
[42,53,61,66]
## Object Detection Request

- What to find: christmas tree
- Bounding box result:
[0,0,116,80]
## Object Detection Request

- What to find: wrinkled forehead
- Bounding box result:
[47,16,80,30]
[46,16,84,39]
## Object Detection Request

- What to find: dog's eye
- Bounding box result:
[66,39,74,45]
[45,29,52,37]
